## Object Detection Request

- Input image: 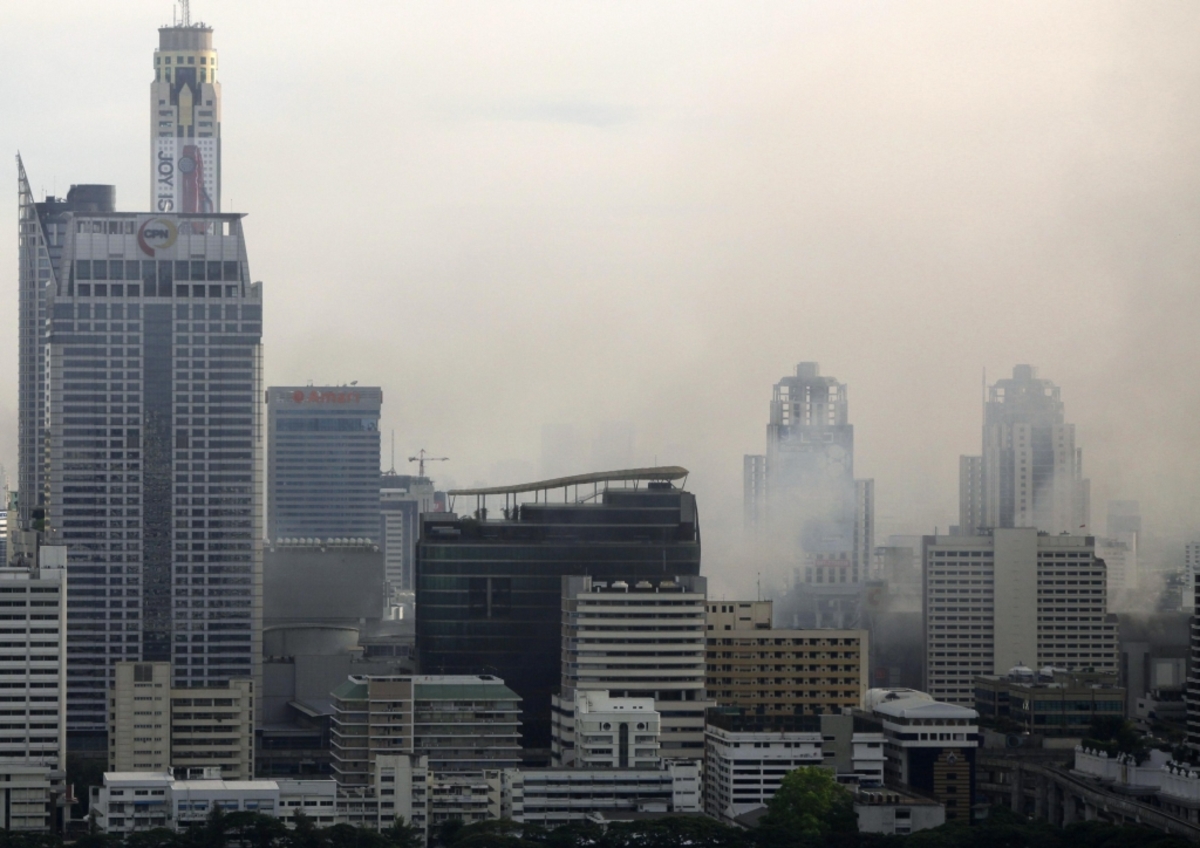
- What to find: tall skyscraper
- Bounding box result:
[266,386,382,542]
[17,12,263,745]
[957,365,1090,535]
[743,363,874,626]
[415,469,701,755]
[151,9,221,214]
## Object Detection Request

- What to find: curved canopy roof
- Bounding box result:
[449,465,689,496]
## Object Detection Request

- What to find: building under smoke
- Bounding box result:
[957,365,1091,536]
[743,362,874,627]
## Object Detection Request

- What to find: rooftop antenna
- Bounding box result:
[389,430,396,474]
[178,0,191,27]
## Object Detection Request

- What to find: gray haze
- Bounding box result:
[3,2,1199,599]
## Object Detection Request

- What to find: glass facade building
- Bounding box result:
[266,387,382,542]
[21,176,264,736]
[415,481,701,752]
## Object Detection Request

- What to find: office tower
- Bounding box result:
[704,599,868,716]
[329,675,522,786]
[552,576,713,762]
[1188,574,1200,753]
[974,667,1124,736]
[957,365,1090,535]
[108,661,254,779]
[866,690,978,822]
[151,11,221,214]
[266,386,382,542]
[923,529,1118,706]
[1098,500,1140,597]
[33,199,263,741]
[379,473,436,595]
[415,469,701,754]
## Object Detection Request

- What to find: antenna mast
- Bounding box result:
[179,0,191,27]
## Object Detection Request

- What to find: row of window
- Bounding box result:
[76,283,244,300]
[76,260,240,283]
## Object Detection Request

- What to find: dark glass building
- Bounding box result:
[415,468,701,754]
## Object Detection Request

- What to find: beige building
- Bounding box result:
[705,600,868,715]
[109,662,254,779]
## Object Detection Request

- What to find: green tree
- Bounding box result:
[758,767,858,841]
[283,812,329,848]
[603,815,749,848]
[379,817,423,848]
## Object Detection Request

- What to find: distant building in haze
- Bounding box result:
[743,363,874,627]
[266,386,382,543]
[957,365,1090,535]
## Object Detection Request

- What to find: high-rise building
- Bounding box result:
[266,386,382,542]
[1187,573,1200,753]
[743,363,875,626]
[14,12,264,746]
[923,529,1117,706]
[552,576,713,762]
[1185,544,1200,613]
[958,365,1090,535]
[704,599,868,716]
[151,11,221,214]
[35,200,263,743]
[415,468,701,754]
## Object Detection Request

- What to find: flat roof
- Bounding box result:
[449,466,688,496]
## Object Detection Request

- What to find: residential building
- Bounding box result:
[705,599,868,716]
[415,469,701,753]
[958,365,1090,535]
[329,675,522,787]
[550,691,660,769]
[553,575,712,761]
[89,772,337,835]
[108,662,254,779]
[266,386,382,543]
[504,761,701,826]
[379,473,436,596]
[923,529,1118,707]
[151,13,222,214]
[0,546,70,831]
[866,689,979,822]
[974,667,1124,736]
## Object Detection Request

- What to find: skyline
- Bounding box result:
[3,2,1199,599]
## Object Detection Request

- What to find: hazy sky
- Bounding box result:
[2,1,1198,597]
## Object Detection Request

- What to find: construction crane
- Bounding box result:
[408,449,448,479]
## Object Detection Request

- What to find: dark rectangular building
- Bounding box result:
[415,468,701,754]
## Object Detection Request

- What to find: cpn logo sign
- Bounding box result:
[137,218,178,257]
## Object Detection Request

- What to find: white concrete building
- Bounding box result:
[923,529,1118,707]
[1097,535,1138,596]
[504,761,701,827]
[89,771,337,835]
[854,787,945,835]
[553,576,713,761]
[551,691,660,769]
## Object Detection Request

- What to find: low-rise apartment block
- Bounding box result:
[109,662,254,779]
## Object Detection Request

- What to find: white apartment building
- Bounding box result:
[504,761,701,827]
[89,771,336,834]
[554,576,713,761]
[551,691,660,769]
[924,529,1117,707]
[109,661,254,779]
